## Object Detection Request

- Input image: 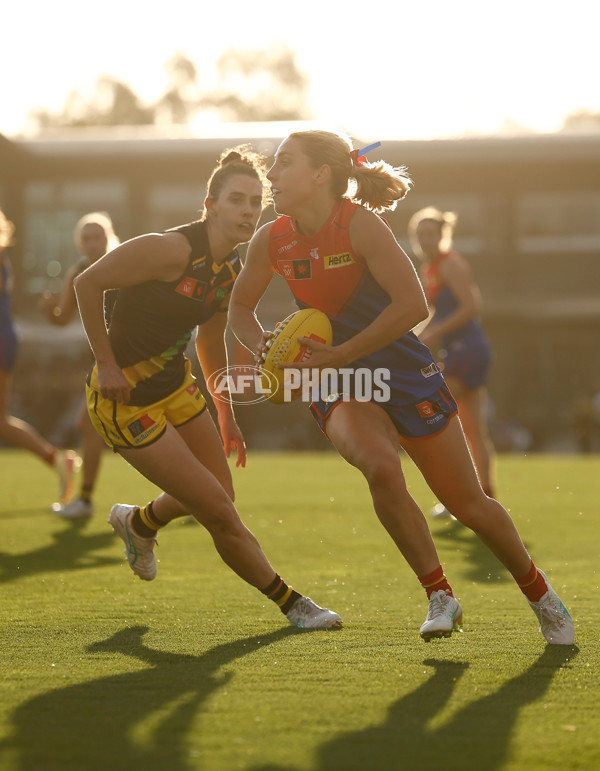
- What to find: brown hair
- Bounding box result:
[408,206,457,254]
[0,209,16,249]
[203,145,270,219]
[288,130,411,213]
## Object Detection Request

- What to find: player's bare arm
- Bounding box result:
[74,232,191,403]
[195,305,247,467]
[228,222,276,363]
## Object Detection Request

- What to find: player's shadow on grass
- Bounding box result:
[2,624,298,771]
[0,519,119,584]
[431,517,532,585]
[254,644,578,771]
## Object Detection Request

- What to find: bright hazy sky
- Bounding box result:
[2,0,598,140]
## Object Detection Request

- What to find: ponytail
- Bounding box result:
[351,161,411,213]
[289,130,411,213]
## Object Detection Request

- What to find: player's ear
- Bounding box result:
[314,165,331,186]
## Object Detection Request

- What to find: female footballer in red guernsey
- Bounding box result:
[229,129,574,644]
[409,207,496,516]
[74,147,341,630]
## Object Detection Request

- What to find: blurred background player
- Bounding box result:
[39,212,120,518]
[409,207,495,516]
[229,129,574,645]
[74,147,341,630]
[0,208,78,503]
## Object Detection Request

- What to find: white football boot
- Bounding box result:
[527,570,575,645]
[109,504,157,581]
[420,589,463,641]
[53,498,94,519]
[286,596,343,629]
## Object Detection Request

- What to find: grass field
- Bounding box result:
[0,449,598,771]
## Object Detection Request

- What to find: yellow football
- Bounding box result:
[261,308,332,404]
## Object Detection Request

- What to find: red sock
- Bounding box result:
[419,565,453,598]
[514,560,548,602]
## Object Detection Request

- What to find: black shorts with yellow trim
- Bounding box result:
[86,361,207,450]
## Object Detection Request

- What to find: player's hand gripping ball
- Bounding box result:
[261,308,332,404]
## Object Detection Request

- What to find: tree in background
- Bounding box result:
[33,78,154,128]
[205,47,310,122]
[29,49,311,129]
[561,109,600,132]
[154,53,204,125]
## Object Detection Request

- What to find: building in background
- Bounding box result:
[1,126,599,451]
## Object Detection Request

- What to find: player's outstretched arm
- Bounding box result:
[228,222,275,361]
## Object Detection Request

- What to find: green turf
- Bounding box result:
[0,449,598,771]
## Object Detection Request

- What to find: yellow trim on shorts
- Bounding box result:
[86,360,206,450]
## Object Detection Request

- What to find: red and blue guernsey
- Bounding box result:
[423,252,492,389]
[268,198,456,437]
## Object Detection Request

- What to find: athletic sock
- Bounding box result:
[513,560,548,602]
[133,502,166,537]
[419,565,454,598]
[80,485,93,504]
[261,573,301,614]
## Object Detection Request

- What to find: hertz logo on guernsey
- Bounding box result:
[324,252,355,270]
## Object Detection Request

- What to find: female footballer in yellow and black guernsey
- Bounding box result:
[74,147,341,630]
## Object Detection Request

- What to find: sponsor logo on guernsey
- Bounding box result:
[420,362,441,378]
[277,259,312,280]
[310,247,320,260]
[277,240,298,254]
[176,278,209,302]
[175,277,197,298]
[324,252,355,269]
[192,256,207,270]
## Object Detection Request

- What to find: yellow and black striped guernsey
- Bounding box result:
[107,220,240,407]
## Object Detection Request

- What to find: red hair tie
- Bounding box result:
[351,141,382,167]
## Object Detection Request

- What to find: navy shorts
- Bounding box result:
[0,327,18,373]
[310,381,458,439]
[440,335,492,389]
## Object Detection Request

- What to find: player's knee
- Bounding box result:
[200,498,241,535]
[361,453,402,491]
[450,493,491,529]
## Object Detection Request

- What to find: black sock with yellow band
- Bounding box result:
[262,574,301,615]
[132,502,166,537]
